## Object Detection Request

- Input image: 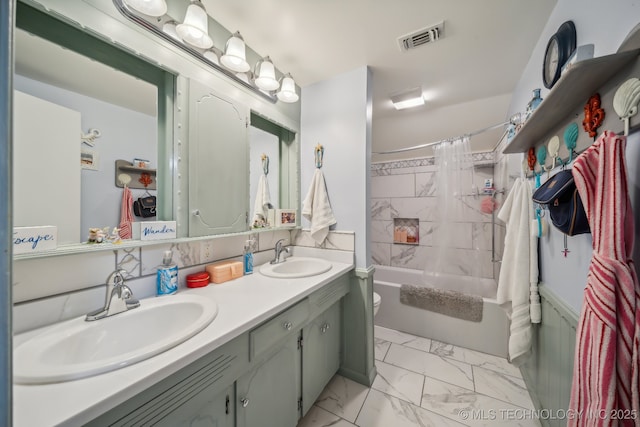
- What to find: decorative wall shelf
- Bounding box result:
[503,48,639,154]
[115,159,157,190]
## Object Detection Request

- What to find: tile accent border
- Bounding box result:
[371,151,495,176]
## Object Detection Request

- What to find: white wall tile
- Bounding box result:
[371,220,393,244]
[257,229,291,251]
[371,243,391,266]
[371,174,415,198]
[371,198,392,220]
[415,172,437,197]
[391,197,436,221]
[13,250,116,302]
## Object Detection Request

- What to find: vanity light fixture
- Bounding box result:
[203,48,221,65]
[253,56,280,91]
[114,0,299,104]
[277,73,299,103]
[123,0,167,17]
[221,31,251,73]
[162,20,181,41]
[176,0,213,49]
[390,87,425,110]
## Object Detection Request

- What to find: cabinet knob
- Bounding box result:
[240,397,249,408]
[283,321,293,331]
[192,209,200,216]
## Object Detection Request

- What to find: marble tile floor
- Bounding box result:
[297,326,541,427]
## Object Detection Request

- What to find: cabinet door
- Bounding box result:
[154,384,234,427]
[302,302,341,415]
[236,334,301,427]
[188,79,249,237]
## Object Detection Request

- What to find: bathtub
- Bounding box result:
[374,265,509,358]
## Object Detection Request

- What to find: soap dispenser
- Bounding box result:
[157,250,178,295]
[243,240,254,275]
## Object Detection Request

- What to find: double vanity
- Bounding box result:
[13,251,354,427]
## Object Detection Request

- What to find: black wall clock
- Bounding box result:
[543,21,576,89]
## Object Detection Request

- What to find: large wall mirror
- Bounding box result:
[13,1,300,256]
[249,113,297,229]
[14,3,174,247]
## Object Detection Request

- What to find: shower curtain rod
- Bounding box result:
[373,120,511,155]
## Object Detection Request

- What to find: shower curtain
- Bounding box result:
[423,137,481,280]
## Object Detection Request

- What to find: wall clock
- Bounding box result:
[543,21,576,89]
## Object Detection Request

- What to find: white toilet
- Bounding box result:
[373,292,381,316]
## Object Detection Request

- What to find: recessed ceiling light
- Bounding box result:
[390,87,425,110]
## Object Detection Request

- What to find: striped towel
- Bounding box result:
[569,130,640,425]
[118,186,134,239]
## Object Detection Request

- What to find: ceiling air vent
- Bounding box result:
[397,21,444,52]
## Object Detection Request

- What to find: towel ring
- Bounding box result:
[315,144,324,168]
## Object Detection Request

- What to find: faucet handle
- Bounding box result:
[106,269,128,285]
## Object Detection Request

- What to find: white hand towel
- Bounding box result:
[252,174,272,225]
[497,178,539,364]
[302,168,337,244]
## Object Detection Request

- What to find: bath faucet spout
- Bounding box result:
[86,270,140,321]
[270,239,290,264]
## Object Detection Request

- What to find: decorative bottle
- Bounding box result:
[525,88,543,120]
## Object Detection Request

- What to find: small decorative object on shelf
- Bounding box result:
[525,89,543,120]
[583,93,605,138]
[507,112,525,142]
[561,44,594,76]
[133,158,150,168]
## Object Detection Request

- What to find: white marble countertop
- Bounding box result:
[13,248,354,427]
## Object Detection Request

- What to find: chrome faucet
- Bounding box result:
[270,239,290,264]
[85,270,140,321]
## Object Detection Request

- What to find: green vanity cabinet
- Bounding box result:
[154,384,234,427]
[301,301,341,415]
[85,272,352,427]
[85,335,249,427]
[236,334,302,427]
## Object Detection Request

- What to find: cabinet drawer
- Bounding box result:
[308,273,350,318]
[250,298,310,360]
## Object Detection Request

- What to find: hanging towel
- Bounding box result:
[568,130,640,424]
[118,186,134,239]
[302,168,337,244]
[496,177,540,365]
[252,173,272,225]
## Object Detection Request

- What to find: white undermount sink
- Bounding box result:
[259,257,332,278]
[13,294,217,384]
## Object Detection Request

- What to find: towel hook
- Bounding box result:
[315,144,324,168]
[261,153,269,175]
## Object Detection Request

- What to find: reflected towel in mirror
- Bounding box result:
[302,169,336,244]
[252,174,272,226]
[119,186,134,239]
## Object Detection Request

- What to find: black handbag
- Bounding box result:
[133,195,156,218]
[532,170,590,236]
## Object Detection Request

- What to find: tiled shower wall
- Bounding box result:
[371,152,505,280]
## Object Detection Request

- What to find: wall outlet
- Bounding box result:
[200,240,215,264]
